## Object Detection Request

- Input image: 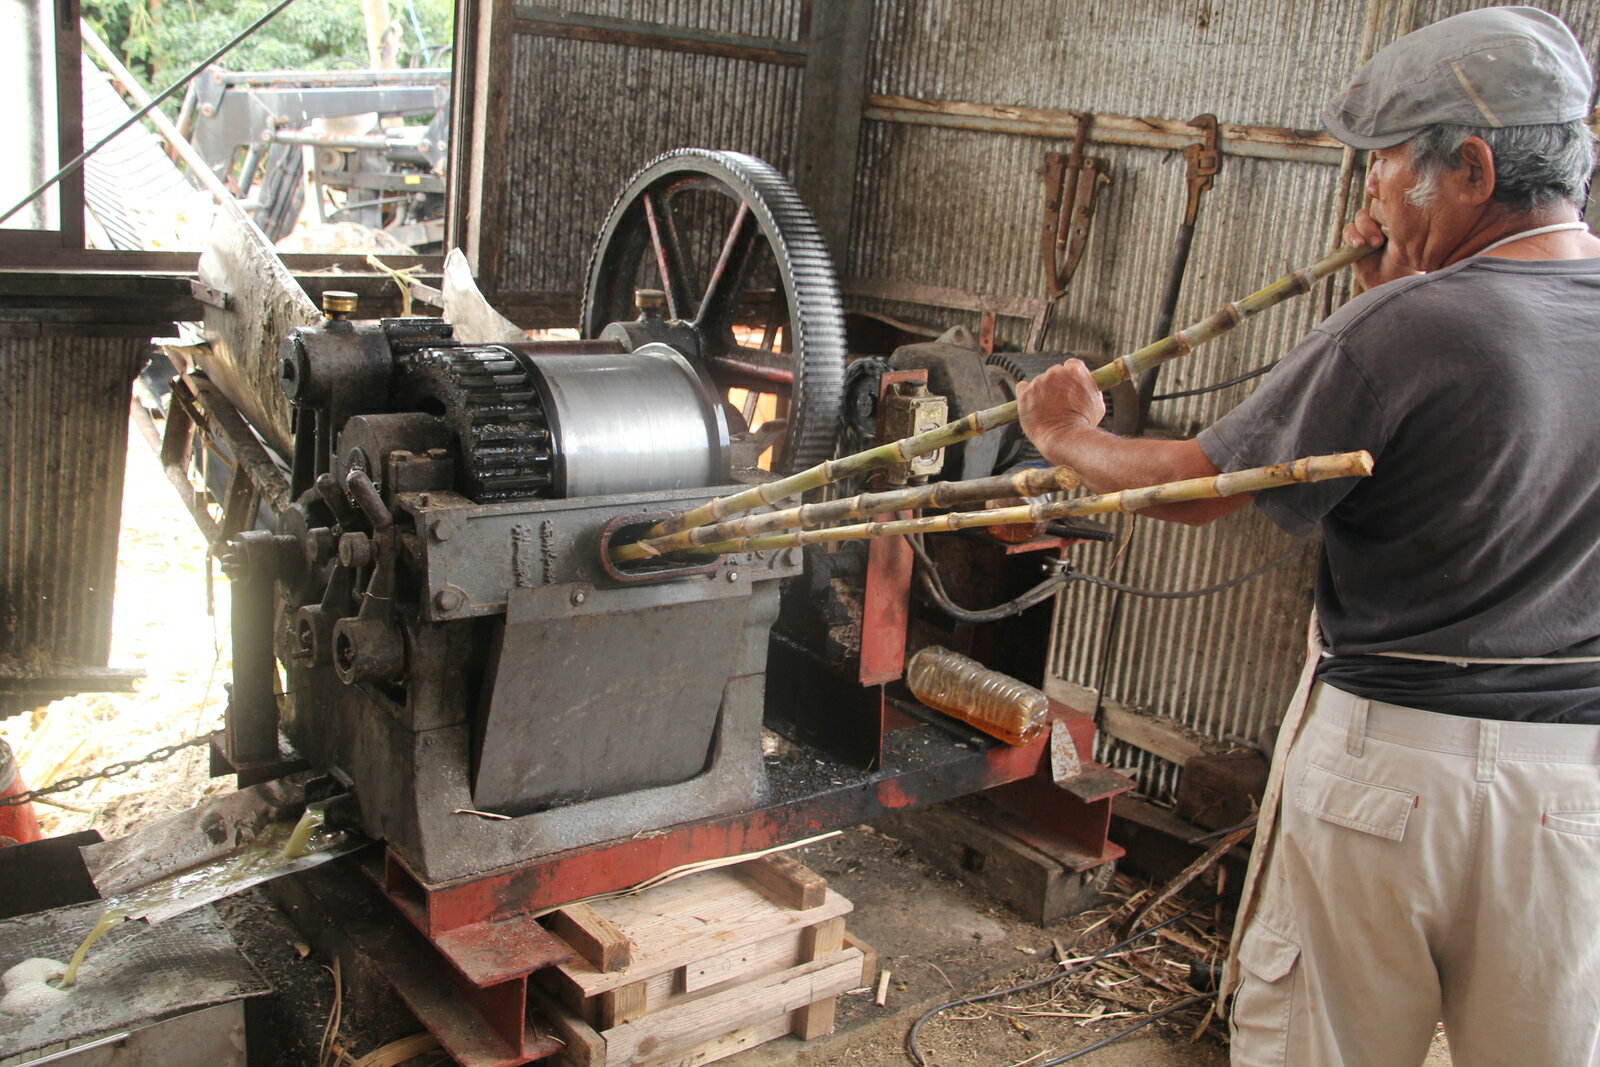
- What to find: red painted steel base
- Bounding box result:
[345,700,1130,1065]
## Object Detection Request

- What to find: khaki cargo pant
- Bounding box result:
[1228,682,1600,1066]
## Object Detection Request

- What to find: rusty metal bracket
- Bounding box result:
[1181,113,1222,227]
[1040,113,1111,298]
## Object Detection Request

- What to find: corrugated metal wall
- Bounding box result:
[482,0,1600,793]
[0,336,143,671]
[849,0,1600,793]
[490,1,807,294]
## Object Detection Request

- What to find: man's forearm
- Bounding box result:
[1032,423,1245,526]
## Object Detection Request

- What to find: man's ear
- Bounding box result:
[1454,136,1496,206]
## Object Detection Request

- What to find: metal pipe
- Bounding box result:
[222,68,450,86]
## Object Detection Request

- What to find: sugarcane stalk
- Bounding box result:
[678,452,1371,556]
[644,243,1374,541]
[1096,242,1372,387]
[614,463,1084,563]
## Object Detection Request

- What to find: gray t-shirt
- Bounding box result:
[1198,255,1600,723]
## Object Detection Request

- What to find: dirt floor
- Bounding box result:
[3,431,1454,1066]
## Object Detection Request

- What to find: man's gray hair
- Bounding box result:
[1404,120,1597,214]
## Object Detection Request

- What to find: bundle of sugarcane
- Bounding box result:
[623,452,1371,558]
[627,242,1374,558]
[614,463,1085,562]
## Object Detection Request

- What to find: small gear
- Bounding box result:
[398,345,553,502]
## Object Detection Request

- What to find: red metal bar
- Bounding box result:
[388,724,1054,936]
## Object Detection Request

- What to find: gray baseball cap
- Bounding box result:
[1322,6,1594,150]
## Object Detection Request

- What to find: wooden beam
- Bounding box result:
[737,854,827,911]
[510,4,807,67]
[864,94,1345,166]
[795,0,873,261]
[1098,700,1231,765]
[547,902,633,974]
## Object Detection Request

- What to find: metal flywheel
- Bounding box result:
[581,149,847,474]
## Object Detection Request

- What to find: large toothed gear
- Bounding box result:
[581,148,847,475]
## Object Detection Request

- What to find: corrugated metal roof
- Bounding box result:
[1,337,144,668]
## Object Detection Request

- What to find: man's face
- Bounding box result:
[1364,144,1434,268]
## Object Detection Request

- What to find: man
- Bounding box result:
[1017,8,1600,1065]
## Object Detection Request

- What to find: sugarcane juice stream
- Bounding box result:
[18,805,330,998]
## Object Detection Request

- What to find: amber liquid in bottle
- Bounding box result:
[905,646,1048,746]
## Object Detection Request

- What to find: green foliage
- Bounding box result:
[84,0,454,89]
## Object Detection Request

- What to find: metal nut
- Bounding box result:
[434,587,466,612]
[337,532,374,569]
[726,571,739,583]
[570,590,587,606]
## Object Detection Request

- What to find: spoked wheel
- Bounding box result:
[581,149,847,474]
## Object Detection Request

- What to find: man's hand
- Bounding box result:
[1344,208,1423,289]
[1016,359,1105,460]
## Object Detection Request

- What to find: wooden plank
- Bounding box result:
[736,854,827,911]
[634,1013,792,1067]
[602,950,863,1065]
[841,278,1048,320]
[881,805,1110,924]
[794,0,873,261]
[843,932,877,989]
[530,985,606,1067]
[599,980,650,1030]
[1099,700,1230,766]
[548,902,634,973]
[682,929,804,996]
[509,4,806,66]
[555,871,851,997]
[1176,751,1268,831]
[862,94,1344,165]
[791,917,846,1039]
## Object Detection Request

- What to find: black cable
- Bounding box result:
[1150,360,1279,402]
[910,532,1301,616]
[1061,542,1301,601]
[1,0,305,226]
[1192,815,1259,844]
[905,893,1225,1066]
[909,534,1066,624]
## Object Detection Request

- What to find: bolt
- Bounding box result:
[430,520,453,542]
[726,570,739,583]
[571,590,587,606]
[418,493,432,507]
[201,102,215,117]
[434,588,465,612]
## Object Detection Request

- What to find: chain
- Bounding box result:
[1,735,213,808]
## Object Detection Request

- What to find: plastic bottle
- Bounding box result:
[905,646,1049,746]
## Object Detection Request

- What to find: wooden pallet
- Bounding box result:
[537,855,867,1067]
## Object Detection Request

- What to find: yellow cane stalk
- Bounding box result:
[613,464,1083,563]
[680,452,1372,556]
[635,243,1374,547]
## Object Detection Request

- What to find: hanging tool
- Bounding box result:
[1040,114,1112,298]
[1129,114,1222,433]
